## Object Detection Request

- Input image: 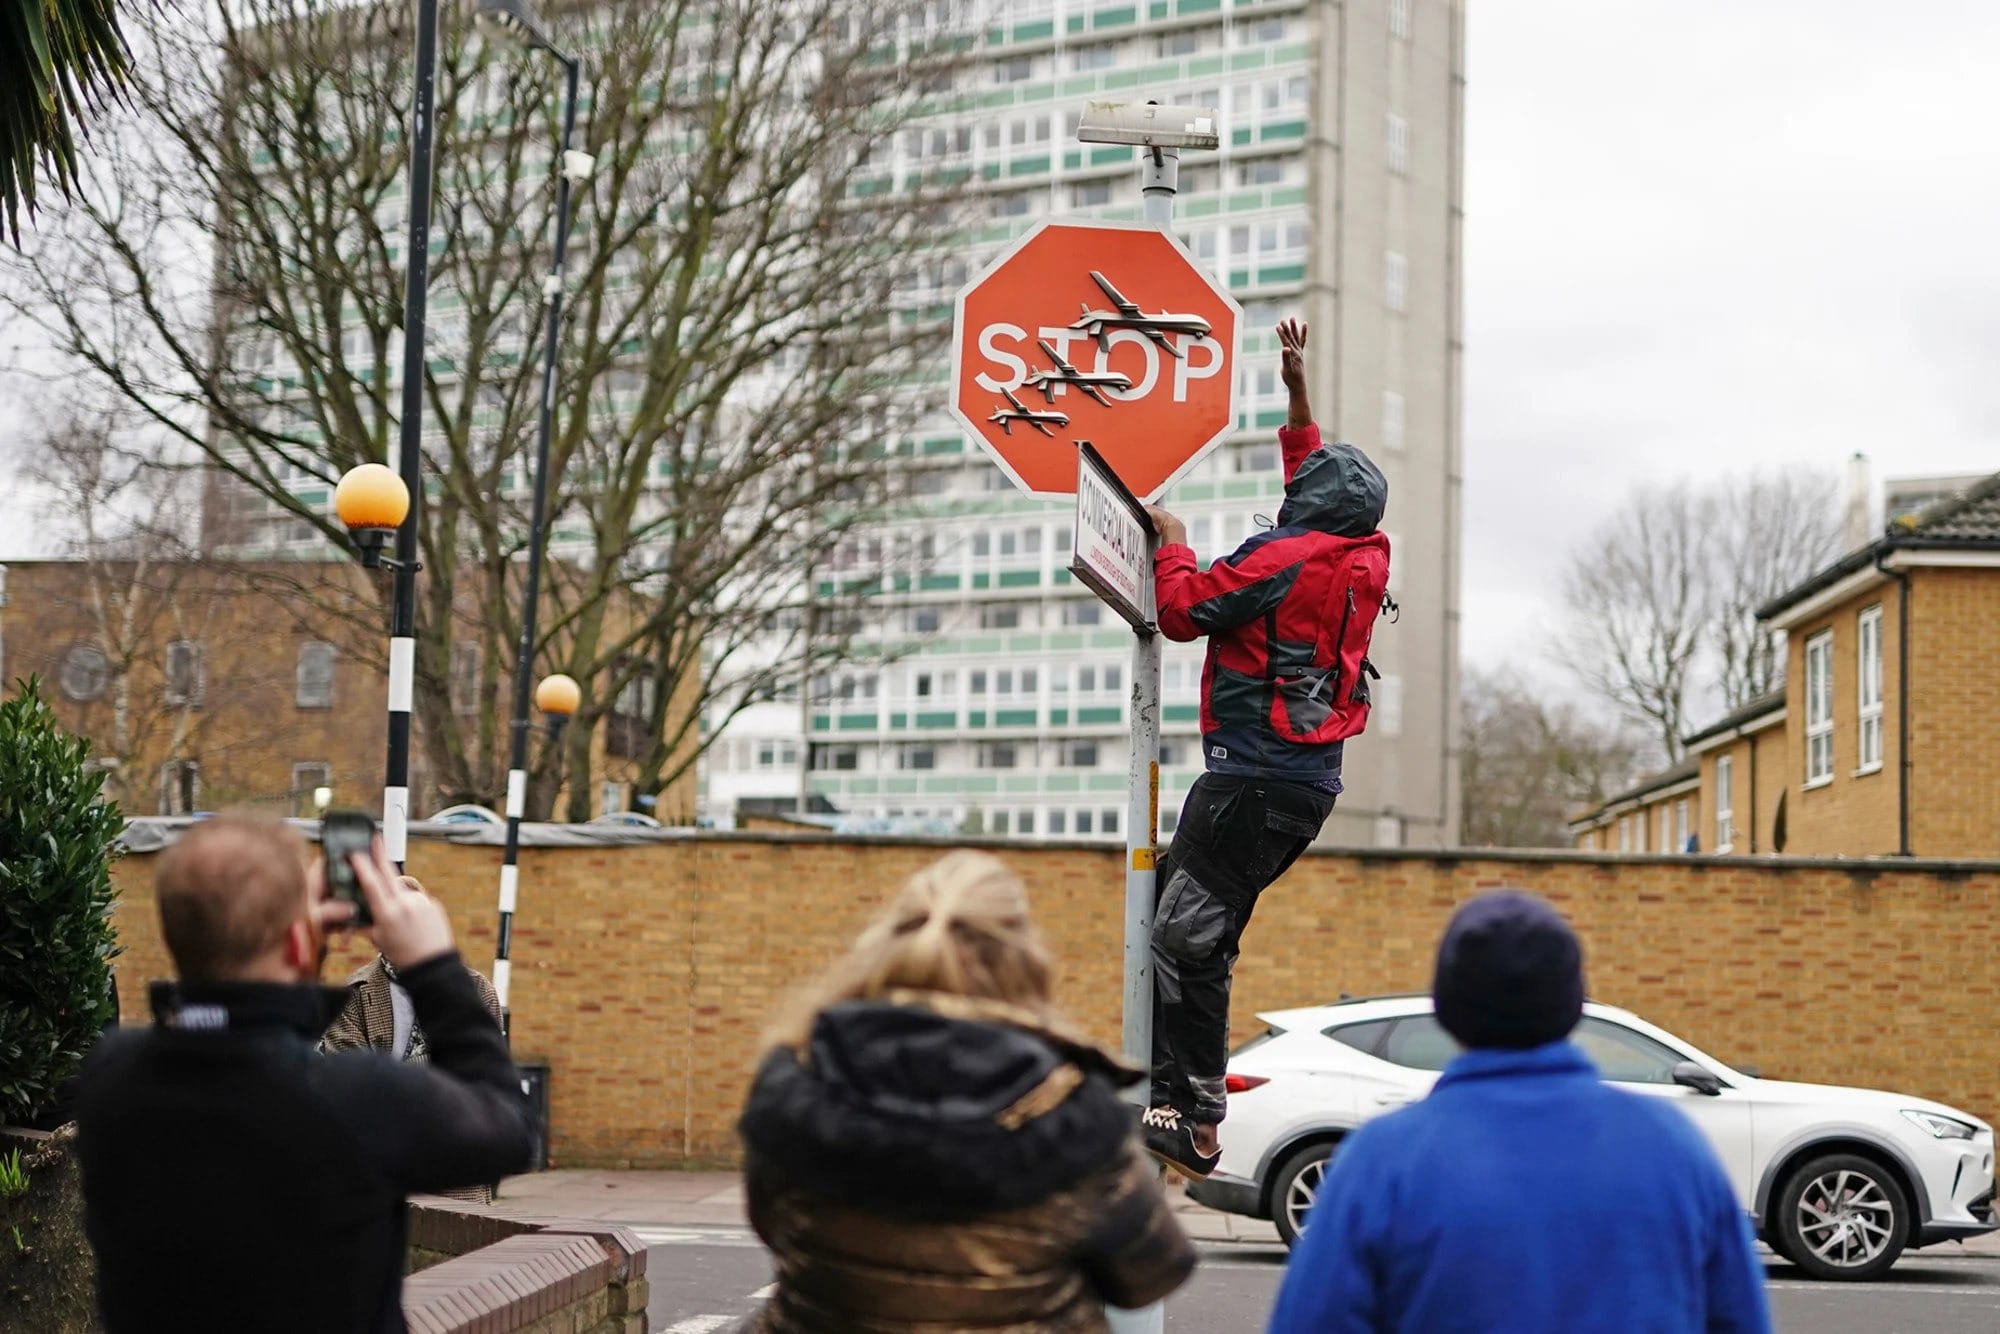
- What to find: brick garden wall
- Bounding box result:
[108,835,2000,1165]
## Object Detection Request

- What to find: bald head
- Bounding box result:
[155,816,312,983]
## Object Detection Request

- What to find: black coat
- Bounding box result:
[75,952,536,1334]
[738,994,1196,1331]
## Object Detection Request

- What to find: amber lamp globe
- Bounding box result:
[334,464,411,532]
[535,673,581,717]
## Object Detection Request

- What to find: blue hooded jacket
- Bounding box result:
[1268,1042,1772,1334]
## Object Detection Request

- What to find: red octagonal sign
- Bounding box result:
[950,219,1241,502]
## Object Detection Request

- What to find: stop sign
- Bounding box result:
[950,219,1241,501]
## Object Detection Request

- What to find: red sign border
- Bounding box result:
[948,217,1244,504]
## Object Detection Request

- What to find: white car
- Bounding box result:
[1188,995,1998,1281]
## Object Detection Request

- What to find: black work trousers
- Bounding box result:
[1149,773,1335,1125]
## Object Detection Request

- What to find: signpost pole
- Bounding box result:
[1107,145,1180,1334]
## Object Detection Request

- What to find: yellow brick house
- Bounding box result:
[1573,472,2000,857]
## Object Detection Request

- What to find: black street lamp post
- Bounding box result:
[474,0,590,1033]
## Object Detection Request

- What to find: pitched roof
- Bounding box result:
[1758,470,2000,622]
[1682,689,1786,750]
[1568,756,1701,830]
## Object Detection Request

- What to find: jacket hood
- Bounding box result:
[739,995,1138,1218]
[1278,440,1388,536]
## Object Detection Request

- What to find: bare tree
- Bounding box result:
[2,0,969,818]
[1460,668,1648,848]
[23,397,207,811]
[1560,483,1709,764]
[1558,468,1844,763]
[1710,469,1847,706]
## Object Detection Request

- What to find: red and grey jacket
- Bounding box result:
[1154,422,1390,784]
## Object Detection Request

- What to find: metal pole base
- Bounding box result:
[1107,1304,1166,1333]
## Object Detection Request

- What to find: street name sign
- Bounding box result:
[1070,442,1155,632]
[950,218,1241,501]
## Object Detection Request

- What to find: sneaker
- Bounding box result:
[1141,1105,1222,1180]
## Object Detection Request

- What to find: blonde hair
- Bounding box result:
[763,851,1057,1053]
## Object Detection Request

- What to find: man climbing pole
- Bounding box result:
[1140,318,1392,1178]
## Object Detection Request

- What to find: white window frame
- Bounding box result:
[1390,0,1413,40]
[1714,754,1735,853]
[296,641,336,709]
[1617,815,1632,853]
[164,639,204,708]
[1856,605,1884,775]
[1384,251,1408,312]
[1674,798,1690,854]
[1385,113,1409,174]
[1804,630,1834,787]
[1381,390,1406,449]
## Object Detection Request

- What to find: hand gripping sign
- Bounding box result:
[950,219,1242,501]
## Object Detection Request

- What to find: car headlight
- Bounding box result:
[1903,1110,1979,1141]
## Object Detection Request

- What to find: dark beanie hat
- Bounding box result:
[1432,891,1584,1050]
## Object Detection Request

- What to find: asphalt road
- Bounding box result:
[636,1229,2000,1333]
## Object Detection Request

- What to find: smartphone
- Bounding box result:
[321,810,377,927]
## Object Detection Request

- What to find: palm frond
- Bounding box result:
[1,0,138,244]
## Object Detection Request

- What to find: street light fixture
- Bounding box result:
[333,464,412,569]
[476,0,593,1035]
[492,670,582,1036]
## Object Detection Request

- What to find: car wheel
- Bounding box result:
[1774,1153,1909,1281]
[1271,1142,1337,1249]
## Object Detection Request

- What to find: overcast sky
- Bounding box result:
[1461,0,2000,668]
[5,1,1996,676]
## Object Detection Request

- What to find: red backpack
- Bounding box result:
[1268,533,1393,744]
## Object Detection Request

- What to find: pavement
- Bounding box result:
[496,1169,2000,1334]
[497,1167,1281,1244]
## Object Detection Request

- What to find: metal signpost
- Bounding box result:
[948,99,1229,1334]
[1070,445,1162,1078]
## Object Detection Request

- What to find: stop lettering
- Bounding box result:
[950,219,1241,501]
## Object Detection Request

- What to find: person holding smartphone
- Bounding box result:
[74,814,537,1334]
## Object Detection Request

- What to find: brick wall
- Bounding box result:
[1785,577,1903,856]
[1910,566,2000,856]
[108,834,2000,1165]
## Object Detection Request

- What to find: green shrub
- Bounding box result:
[0,679,123,1128]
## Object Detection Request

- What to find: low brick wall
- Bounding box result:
[403,1201,648,1334]
[107,832,2000,1166]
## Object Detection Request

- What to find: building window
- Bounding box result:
[1372,675,1403,736]
[1072,45,1116,72]
[1047,809,1067,836]
[1059,741,1099,768]
[607,665,659,760]
[1617,815,1631,853]
[1390,0,1413,39]
[600,781,629,816]
[1673,799,1690,853]
[1715,754,1734,852]
[910,608,941,634]
[1072,181,1112,209]
[59,643,110,702]
[1382,390,1405,449]
[1386,113,1409,174]
[1101,808,1120,836]
[1076,810,1094,835]
[449,643,480,714]
[1857,605,1883,773]
[160,760,201,816]
[291,762,331,817]
[296,641,336,709]
[1804,630,1834,785]
[899,745,937,771]
[980,605,1022,630]
[1017,810,1035,835]
[1384,252,1408,313]
[1063,601,1103,627]
[164,640,204,708]
[981,743,1018,769]
[816,745,859,771]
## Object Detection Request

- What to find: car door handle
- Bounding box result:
[1373,1093,1411,1107]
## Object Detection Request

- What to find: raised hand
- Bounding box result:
[1278,318,1309,394]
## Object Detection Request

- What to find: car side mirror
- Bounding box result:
[1672,1061,1725,1096]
